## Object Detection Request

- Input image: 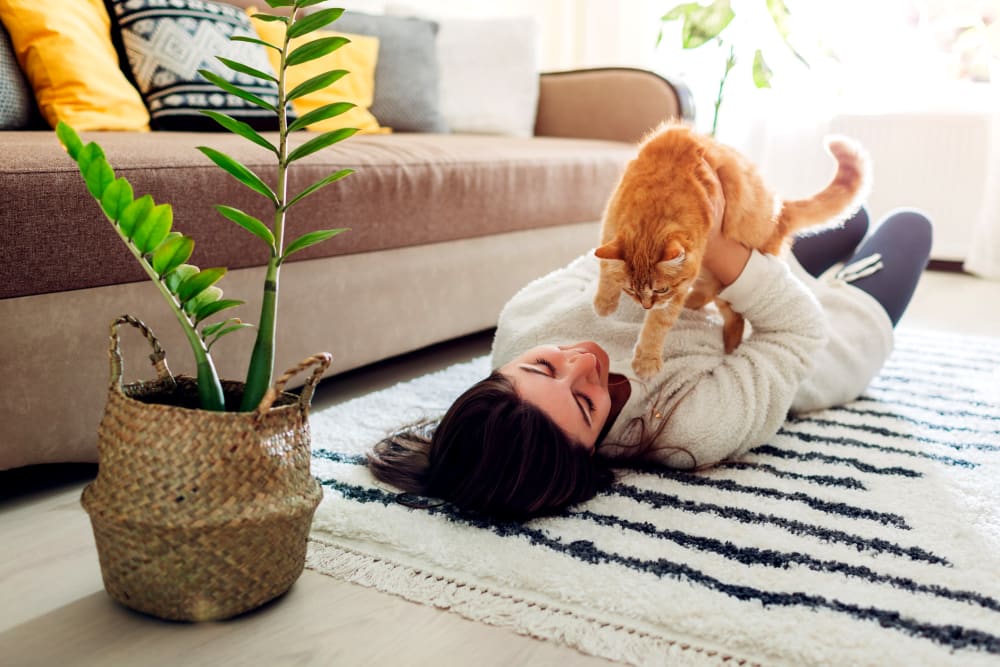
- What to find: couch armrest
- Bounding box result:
[534,67,695,144]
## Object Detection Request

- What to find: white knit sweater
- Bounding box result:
[491,250,893,468]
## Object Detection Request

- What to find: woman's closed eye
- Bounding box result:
[535,358,556,374]
[534,358,595,420]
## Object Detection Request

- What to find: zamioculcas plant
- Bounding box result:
[56,0,357,412]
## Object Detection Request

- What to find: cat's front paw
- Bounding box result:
[593,293,620,317]
[631,351,663,380]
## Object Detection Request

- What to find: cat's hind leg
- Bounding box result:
[684,269,722,310]
[715,298,745,353]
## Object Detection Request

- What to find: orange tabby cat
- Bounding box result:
[593,122,870,379]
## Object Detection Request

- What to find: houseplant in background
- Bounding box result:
[657,0,813,136]
[59,0,358,621]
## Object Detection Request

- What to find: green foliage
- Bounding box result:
[55,122,246,411]
[55,1,356,412]
[658,0,807,136]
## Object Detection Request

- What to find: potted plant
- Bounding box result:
[657,0,812,136]
[61,0,357,621]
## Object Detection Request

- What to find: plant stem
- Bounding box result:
[239,8,295,412]
[117,225,226,411]
[711,42,737,137]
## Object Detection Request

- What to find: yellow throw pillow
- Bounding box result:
[249,9,387,134]
[0,0,149,131]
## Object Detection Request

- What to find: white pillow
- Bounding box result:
[385,7,541,137]
[435,17,540,137]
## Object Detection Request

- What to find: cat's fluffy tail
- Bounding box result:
[776,136,871,239]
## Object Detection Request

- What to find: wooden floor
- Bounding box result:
[2,268,998,667]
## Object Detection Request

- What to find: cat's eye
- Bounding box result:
[653,287,671,294]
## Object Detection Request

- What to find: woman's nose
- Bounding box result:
[566,351,597,378]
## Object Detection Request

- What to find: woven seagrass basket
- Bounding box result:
[81,315,329,622]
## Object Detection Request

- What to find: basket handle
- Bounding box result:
[108,314,176,391]
[255,352,332,417]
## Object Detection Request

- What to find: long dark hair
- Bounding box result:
[367,371,616,519]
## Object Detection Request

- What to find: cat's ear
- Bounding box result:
[659,239,686,265]
[595,238,624,261]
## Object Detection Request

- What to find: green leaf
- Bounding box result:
[199,110,277,153]
[217,56,277,83]
[215,205,276,249]
[287,101,354,132]
[681,0,734,49]
[56,121,84,160]
[231,35,281,52]
[661,2,699,22]
[286,36,350,67]
[164,264,198,293]
[287,8,345,39]
[265,0,295,7]
[76,142,106,174]
[287,69,349,102]
[202,317,238,338]
[132,203,173,254]
[83,155,115,200]
[280,228,347,263]
[205,322,254,350]
[100,177,134,221]
[752,50,773,88]
[286,127,357,164]
[250,12,289,24]
[195,299,244,325]
[286,168,353,209]
[765,0,791,39]
[152,234,194,276]
[296,0,331,8]
[118,194,155,238]
[765,0,810,67]
[196,146,277,203]
[178,267,227,303]
[184,285,223,316]
[198,69,277,113]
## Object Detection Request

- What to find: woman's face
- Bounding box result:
[498,342,612,452]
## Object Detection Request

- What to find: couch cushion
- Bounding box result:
[0,132,634,299]
[249,12,386,135]
[107,0,289,131]
[0,0,149,131]
[333,11,447,133]
[0,22,34,130]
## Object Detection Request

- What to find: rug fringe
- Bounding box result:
[307,538,759,667]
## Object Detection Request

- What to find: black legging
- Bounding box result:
[790,207,933,326]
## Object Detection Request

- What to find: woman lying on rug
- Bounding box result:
[368,201,933,519]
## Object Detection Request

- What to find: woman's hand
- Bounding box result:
[700,167,751,287]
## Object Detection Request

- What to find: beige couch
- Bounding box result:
[0,67,691,470]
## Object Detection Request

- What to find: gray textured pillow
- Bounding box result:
[335,11,447,133]
[0,22,35,130]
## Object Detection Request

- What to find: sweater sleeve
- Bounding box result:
[646,251,828,468]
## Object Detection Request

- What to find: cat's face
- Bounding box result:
[595,237,691,310]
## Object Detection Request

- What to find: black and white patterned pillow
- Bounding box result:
[108,0,292,131]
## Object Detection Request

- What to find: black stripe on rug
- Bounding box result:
[777,429,979,468]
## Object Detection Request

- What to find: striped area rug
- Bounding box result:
[307,328,1000,666]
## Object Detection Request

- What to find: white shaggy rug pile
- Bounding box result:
[306,328,1000,666]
